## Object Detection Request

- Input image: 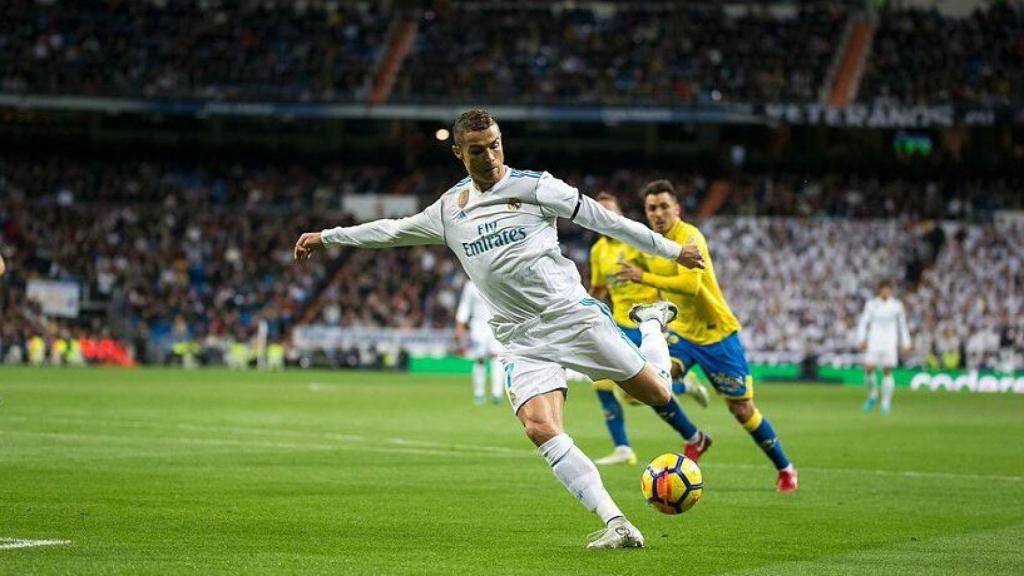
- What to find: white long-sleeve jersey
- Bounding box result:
[321,167,682,343]
[857,296,911,351]
[456,280,492,337]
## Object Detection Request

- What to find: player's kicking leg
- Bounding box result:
[863,363,879,412]
[517,390,643,549]
[619,302,707,449]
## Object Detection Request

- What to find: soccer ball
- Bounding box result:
[641,453,703,514]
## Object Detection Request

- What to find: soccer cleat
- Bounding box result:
[862,397,877,413]
[777,467,799,493]
[683,432,712,463]
[585,517,645,550]
[595,445,638,466]
[880,405,891,416]
[685,381,710,408]
[628,301,678,328]
[474,396,486,406]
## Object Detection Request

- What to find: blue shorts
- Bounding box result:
[667,331,754,400]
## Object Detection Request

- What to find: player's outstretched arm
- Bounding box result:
[616,244,705,296]
[537,174,703,269]
[0,253,5,277]
[294,198,445,261]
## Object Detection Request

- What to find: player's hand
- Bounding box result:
[0,254,5,277]
[901,346,911,357]
[293,232,324,261]
[614,256,645,283]
[858,341,867,351]
[676,243,704,270]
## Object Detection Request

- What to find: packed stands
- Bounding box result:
[0,0,389,101]
[395,2,846,105]
[860,2,1024,106]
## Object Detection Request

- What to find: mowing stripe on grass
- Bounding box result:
[4,423,1023,484]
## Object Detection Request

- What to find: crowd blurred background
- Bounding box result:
[1,0,1021,373]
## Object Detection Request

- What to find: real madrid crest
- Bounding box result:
[507,198,522,211]
[457,189,470,209]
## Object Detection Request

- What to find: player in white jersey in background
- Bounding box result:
[294,109,705,549]
[455,279,503,404]
[857,280,912,415]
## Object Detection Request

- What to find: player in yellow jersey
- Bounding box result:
[615,180,798,492]
[588,191,710,466]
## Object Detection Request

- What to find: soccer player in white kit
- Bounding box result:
[455,279,503,404]
[294,110,705,549]
[857,281,911,415]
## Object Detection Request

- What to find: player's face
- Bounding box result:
[879,286,892,299]
[644,192,680,233]
[452,124,505,189]
[598,198,622,216]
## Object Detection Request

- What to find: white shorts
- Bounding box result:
[499,298,647,414]
[865,346,898,368]
[469,327,502,359]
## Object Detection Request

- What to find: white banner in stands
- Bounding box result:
[293,326,454,356]
[25,280,81,318]
[342,195,420,221]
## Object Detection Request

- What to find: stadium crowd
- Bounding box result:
[396,2,845,105]
[0,0,389,101]
[704,217,1024,371]
[2,159,1021,370]
[861,2,1024,107]
[3,1,1021,109]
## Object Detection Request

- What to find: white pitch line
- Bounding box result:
[0,429,532,460]
[0,538,71,550]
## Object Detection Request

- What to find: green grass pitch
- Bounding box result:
[1,367,1023,575]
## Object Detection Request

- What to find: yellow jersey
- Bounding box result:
[640,220,741,345]
[590,237,660,329]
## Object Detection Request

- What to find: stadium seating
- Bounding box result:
[860,3,1023,106]
[394,3,846,105]
[4,2,1020,108]
[0,1,389,101]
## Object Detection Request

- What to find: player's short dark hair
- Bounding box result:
[878,279,892,290]
[452,109,497,144]
[641,179,677,201]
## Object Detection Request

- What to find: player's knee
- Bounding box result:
[727,399,754,421]
[522,418,562,446]
[648,383,672,406]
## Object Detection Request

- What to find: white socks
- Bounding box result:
[538,434,623,524]
[881,374,895,410]
[865,371,879,401]
[638,319,672,386]
[490,358,503,399]
[472,361,486,399]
